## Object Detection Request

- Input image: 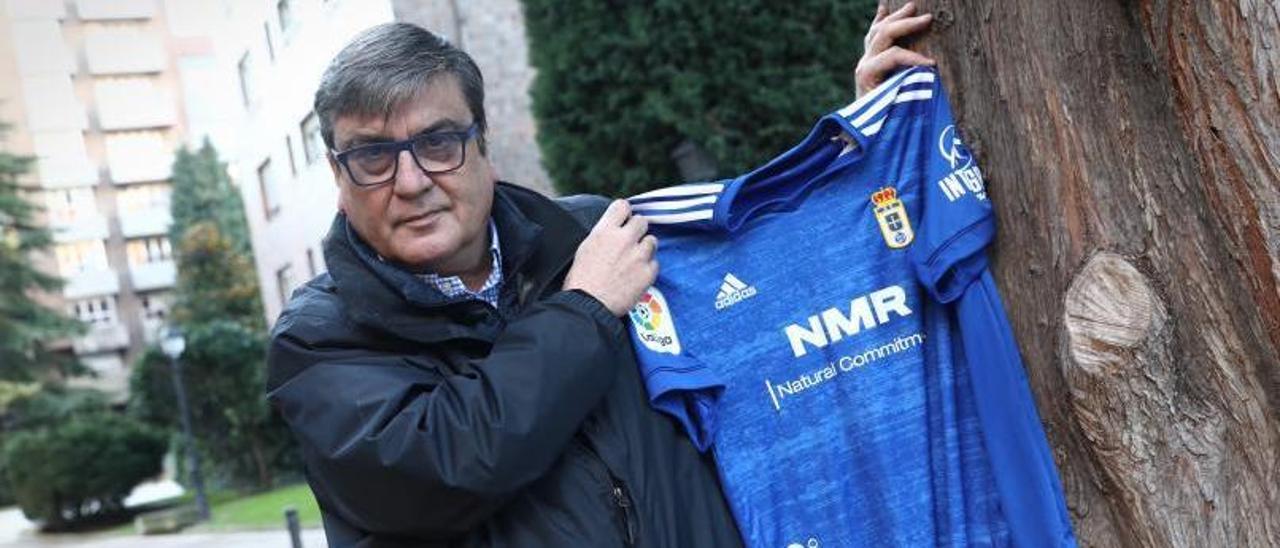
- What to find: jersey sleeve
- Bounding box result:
[908,72,996,303]
[626,285,723,452]
[956,271,1077,547]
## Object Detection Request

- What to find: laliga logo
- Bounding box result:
[629,287,682,354]
[938,125,972,170]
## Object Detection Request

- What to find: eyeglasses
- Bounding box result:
[331,124,479,187]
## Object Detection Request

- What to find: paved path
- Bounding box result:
[0,528,327,548]
[2,508,326,548]
[0,508,31,546]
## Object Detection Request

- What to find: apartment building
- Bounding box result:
[0,0,216,395]
[222,0,551,326]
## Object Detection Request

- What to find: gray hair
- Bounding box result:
[314,23,486,153]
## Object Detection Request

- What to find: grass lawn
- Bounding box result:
[199,483,322,531]
[42,483,322,537]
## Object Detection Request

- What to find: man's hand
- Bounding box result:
[564,199,658,317]
[855,2,936,98]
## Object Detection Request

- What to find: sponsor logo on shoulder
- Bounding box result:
[714,273,757,310]
[629,286,682,354]
[936,124,987,202]
[939,124,973,170]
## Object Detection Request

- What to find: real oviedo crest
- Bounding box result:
[871,187,914,249]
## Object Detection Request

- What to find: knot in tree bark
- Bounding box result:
[1063,251,1165,375]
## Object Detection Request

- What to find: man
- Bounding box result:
[265,23,740,547]
[268,6,932,547]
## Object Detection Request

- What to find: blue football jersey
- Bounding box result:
[626,67,1075,547]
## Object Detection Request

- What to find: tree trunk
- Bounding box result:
[248,432,273,490]
[896,1,1280,545]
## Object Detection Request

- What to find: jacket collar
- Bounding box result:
[322,182,587,344]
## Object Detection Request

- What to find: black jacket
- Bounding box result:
[266,183,743,547]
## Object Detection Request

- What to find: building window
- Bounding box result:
[276,263,295,307]
[125,236,172,266]
[116,182,171,216]
[276,0,293,33]
[43,187,97,225]
[69,296,118,325]
[285,135,298,177]
[263,22,275,61]
[300,112,324,164]
[54,240,109,276]
[139,291,171,321]
[237,52,254,107]
[258,159,281,219]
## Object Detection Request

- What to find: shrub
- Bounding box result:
[128,320,298,490]
[0,385,114,509]
[3,413,166,526]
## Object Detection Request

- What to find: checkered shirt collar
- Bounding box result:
[419,220,503,308]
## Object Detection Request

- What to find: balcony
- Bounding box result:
[119,209,171,238]
[130,260,176,292]
[75,0,155,20]
[63,268,120,300]
[50,214,110,243]
[5,0,66,20]
[107,157,171,184]
[96,105,177,133]
[11,20,75,76]
[35,155,98,187]
[95,81,177,130]
[105,133,173,183]
[21,75,87,132]
[97,105,177,131]
[32,130,98,187]
[71,322,130,355]
[84,30,164,75]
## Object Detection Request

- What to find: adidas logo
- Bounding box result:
[715,273,758,310]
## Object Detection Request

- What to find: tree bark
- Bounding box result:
[895,1,1280,545]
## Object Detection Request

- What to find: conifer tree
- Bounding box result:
[0,122,81,381]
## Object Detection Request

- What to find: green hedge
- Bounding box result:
[3,413,166,526]
[524,0,879,197]
[0,386,115,509]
